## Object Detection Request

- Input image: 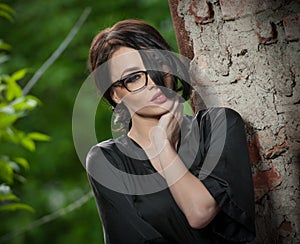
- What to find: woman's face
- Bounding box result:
[109,46,176,117]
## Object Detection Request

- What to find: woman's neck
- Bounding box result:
[128,113,159,147]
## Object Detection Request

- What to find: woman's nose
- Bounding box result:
[147,77,157,89]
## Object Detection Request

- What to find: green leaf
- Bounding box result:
[0,3,15,22]
[6,80,23,100]
[0,113,18,128]
[27,132,50,142]
[0,3,15,14]
[0,185,33,212]
[8,95,40,113]
[2,127,41,147]
[9,97,26,111]
[0,9,13,22]
[12,97,33,111]
[11,68,27,81]
[14,157,30,171]
[0,192,19,202]
[0,203,34,212]
[25,95,41,106]
[20,137,36,151]
[2,126,22,144]
[19,96,39,110]
[0,39,12,51]
[0,160,14,184]
[0,156,27,173]
[0,84,6,93]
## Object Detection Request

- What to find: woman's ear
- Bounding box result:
[110,88,121,104]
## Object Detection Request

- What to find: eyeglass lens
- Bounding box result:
[123,71,147,92]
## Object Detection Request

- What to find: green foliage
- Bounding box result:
[0,184,33,212]
[0,3,13,67]
[0,0,176,243]
[0,3,15,22]
[0,3,49,213]
[0,68,49,211]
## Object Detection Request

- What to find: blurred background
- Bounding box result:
[0,0,177,243]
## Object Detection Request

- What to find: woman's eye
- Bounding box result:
[126,74,141,83]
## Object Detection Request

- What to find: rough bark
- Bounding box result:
[168,0,300,243]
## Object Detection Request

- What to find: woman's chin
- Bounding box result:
[133,105,172,118]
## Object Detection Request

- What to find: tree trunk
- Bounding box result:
[168,0,300,243]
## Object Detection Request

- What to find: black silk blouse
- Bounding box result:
[87,107,256,244]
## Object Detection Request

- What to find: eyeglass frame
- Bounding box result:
[110,70,176,93]
[110,70,149,92]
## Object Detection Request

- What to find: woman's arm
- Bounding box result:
[157,142,220,229]
[149,99,219,229]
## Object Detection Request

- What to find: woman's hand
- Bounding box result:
[150,97,183,151]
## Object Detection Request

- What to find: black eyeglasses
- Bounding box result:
[111,70,176,93]
[111,70,148,92]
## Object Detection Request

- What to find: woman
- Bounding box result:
[86,19,255,244]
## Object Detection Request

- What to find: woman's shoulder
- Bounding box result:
[86,138,121,170]
[195,106,243,124]
[196,106,242,118]
[87,139,115,157]
[86,135,134,164]
[94,138,117,150]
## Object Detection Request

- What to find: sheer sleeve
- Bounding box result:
[86,144,166,244]
[196,107,256,242]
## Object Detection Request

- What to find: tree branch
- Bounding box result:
[22,7,91,95]
[0,191,93,242]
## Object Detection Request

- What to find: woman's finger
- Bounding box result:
[173,98,183,125]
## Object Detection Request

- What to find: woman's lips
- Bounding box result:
[150,90,168,104]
